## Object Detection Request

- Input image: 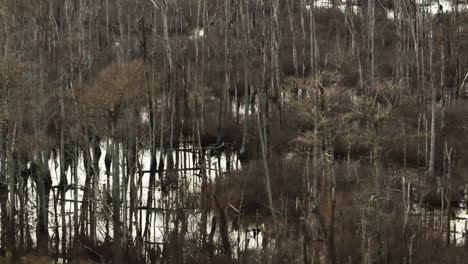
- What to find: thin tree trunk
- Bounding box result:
[257,93,275,222]
[445,143,453,246]
[213,195,231,256]
[429,25,436,179]
[368,0,375,87]
[112,119,123,264]
[327,133,337,264]
[240,0,251,161]
[7,123,17,256]
[0,122,7,250]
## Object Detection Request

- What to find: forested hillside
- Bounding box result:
[0,0,468,263]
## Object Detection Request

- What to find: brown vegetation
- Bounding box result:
[0,0,467,263]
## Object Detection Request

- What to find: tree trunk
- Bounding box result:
[327,133,337,264]
[429,26,436,179]
[240,0,251,161]
[112,119,123,264]
[7,123,17,256]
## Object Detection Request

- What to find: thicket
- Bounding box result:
[0,0,467,263]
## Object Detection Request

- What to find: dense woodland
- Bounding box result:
[0,0,468,263]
